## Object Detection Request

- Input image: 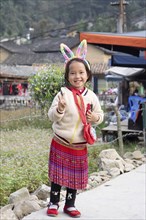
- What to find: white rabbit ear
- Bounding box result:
[76,39,87,59]
[60,43,75,63]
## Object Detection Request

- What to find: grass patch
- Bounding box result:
[0,108,52,130]
[0,108,53,205]
[0,128,52,206]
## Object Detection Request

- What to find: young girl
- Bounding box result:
[47,40,104,218]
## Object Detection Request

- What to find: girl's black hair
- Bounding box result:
[64,58,92,85]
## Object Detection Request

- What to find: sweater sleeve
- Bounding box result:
[48,93,65,122]
[92,93,104,125]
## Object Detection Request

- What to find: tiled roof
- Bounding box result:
[91,63,110,74]
[2,35,79,65]
[31,35,80,52]
[0,65,40,79]
[0,41,32,54]
[3,52,64,65]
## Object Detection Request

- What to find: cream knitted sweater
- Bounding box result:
[48,87,104,144]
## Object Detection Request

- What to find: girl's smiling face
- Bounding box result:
[68,61,88,90]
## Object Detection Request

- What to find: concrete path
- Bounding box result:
[23,164,146,220]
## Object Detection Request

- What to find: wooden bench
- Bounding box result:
[101,119,142,142]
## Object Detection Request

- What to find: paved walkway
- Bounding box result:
[23,164,146,220]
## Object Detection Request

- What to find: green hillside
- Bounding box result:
[0,0,145,39]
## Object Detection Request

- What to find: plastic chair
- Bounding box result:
[128,96,143,122]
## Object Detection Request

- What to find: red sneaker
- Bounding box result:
[47,203,59,217]
[64,205,81,218]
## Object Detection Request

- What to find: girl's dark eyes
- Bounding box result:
[70,72,84,75]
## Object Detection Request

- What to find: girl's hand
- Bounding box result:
[57,92,66,112]
[86,110,100,123]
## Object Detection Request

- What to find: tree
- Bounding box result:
[94,16,116,32]
[29,64,64,115]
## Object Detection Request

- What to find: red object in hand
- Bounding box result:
[86,103,92,114]
[87,103,91,110]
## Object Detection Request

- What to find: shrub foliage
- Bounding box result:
[29,65,64,114]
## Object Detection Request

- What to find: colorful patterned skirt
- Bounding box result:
[48,137,88,190]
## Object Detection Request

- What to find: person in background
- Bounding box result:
[47,40,104,218]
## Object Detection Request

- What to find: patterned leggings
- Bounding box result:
[50,182,77,207]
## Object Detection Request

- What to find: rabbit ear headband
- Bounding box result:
[60,39,90,70]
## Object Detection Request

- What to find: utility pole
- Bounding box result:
[110,0,129,33]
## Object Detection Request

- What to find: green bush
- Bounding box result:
[29,64,64,115]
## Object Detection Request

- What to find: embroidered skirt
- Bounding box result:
[48,138,88,190]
